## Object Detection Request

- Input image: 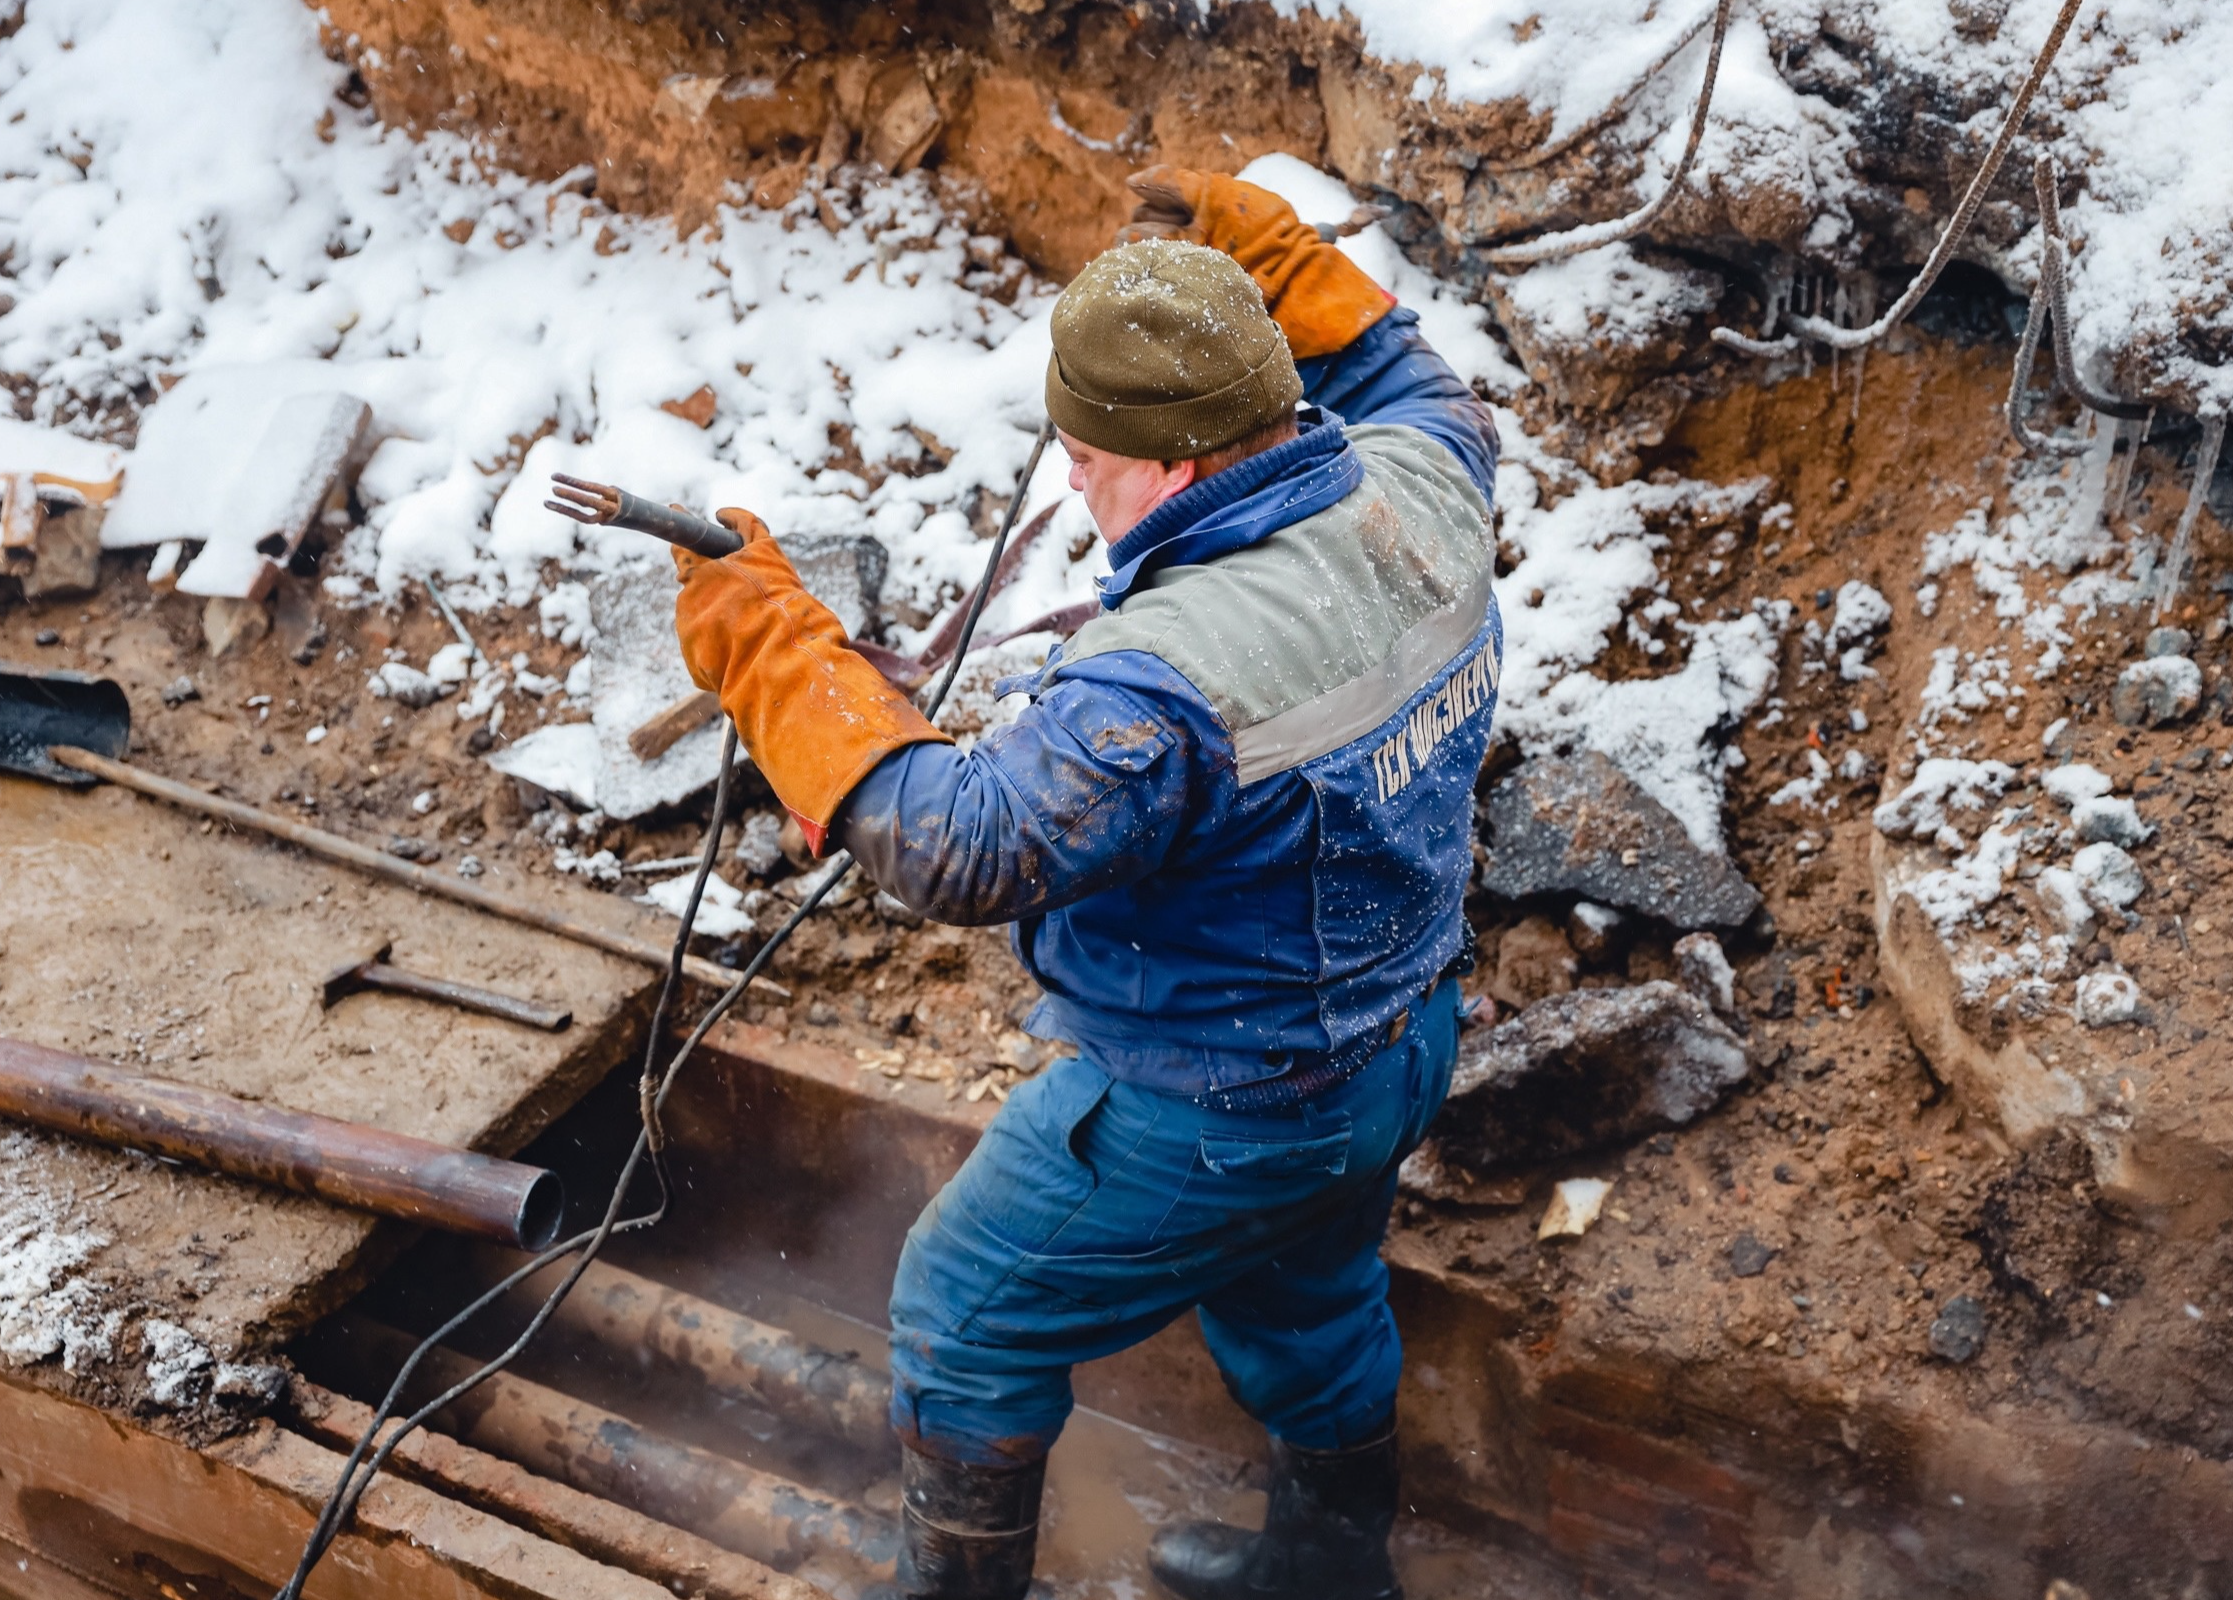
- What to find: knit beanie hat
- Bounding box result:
[1044,239,1303,461]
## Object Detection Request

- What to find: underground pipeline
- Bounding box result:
[0,1036,564,1249]
[463,1246,894,1460]
[310,1315,899,1588]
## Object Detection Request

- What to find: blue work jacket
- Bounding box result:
[839,308,1503,1098]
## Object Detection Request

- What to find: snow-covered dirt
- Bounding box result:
[4,0,2233,1586]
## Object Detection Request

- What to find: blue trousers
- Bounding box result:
[888,982,1458,1466]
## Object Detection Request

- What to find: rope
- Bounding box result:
[1478,0,1732,269]
[2005,270,2093,459]
[1713,0,2086,357]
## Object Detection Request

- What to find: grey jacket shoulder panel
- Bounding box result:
[1060,423,1498,785]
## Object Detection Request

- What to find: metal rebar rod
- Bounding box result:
[0,1037,564,1249]
[310,1317,898,1588]
[43,743,784,999]
[2006,273,2092,459]
[1714,0,2086,357]
[466,1248,893,1459]
[1479,0,1731,268]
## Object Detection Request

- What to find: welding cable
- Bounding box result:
[272,418,1057,1600]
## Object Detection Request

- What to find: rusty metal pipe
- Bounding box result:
[0,1037,564,1249]
[286,1378,829,1600]
[310,1316,898,1589]
[467,1248,893,1459]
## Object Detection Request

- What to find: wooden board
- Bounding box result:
[0,773,655,1425]
[0,1366,678,1600]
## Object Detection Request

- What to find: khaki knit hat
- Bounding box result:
[1045,239,1303,461]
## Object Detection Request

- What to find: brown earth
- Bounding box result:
[9,0,2233,1587]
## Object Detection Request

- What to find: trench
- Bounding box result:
[290,1024,1564,1599]
[7,0,2233,1595]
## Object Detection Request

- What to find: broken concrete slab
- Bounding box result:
[1477,752,1762,931]
[103,365,371,562]
[175,390,370,599]
[1428,980,1749,1176]
[492,536,884,820]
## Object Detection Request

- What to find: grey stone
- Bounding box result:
[1674,932,1737,1016]
[21,505,103,600]
[2073,841,2145,912]
[2071,795,2151,847]
[160,675,200,708]
[201,595,270,657]
[2144,626,2194,659]
[2075,970,2143,1027]
[1432,980,1750,1174]
[1478,753,1761,931]
[1728,1234,1776,1278]
[1928,1294,1987,1362]
[732,810,787,876]
[2111,656,2202,727]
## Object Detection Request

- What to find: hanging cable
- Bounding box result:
[271,417,1057,1599]
[1713,0,2086,358]
[1478,0,1732,269]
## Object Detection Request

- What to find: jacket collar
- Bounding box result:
[1096,408,1362,609]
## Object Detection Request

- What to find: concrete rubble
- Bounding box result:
[1477,751,1762,932]
[1418,980,1749,1179]
[491,534,884,821]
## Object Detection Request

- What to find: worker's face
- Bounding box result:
[1058,429,1197,543]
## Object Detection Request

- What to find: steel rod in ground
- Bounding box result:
[309,1317,898,1590]
[1479,0,1731,268]
[43,743,783,999]
[287,1378,829,1600]
[464,1246,893,1459]
[0,1036,564,1249]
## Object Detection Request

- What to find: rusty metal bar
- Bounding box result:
[287,1378,831,1600]
[42,744,785,999]
[308,1317,898,1590]
[0,1037,564,1249]
[465,1247,893,1459]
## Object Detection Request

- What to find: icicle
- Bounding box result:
[2063,411,2114,549]
[1849,274,1878,423]
[2156,414,2228,622]
[2102,413,2144,527]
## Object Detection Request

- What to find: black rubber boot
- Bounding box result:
[895,1443,1046,1599]
[1148,1431,1401,1600]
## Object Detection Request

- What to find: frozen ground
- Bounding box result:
[1274,0,2232,414]
[0,0,1800,850]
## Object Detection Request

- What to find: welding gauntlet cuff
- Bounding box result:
[673,511,951,855]
[1118,167,1395,360]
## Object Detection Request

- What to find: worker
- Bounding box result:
[673,166,1502,1600]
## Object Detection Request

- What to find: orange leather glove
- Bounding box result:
[1116,166,1395,360]
[673,509,951,855]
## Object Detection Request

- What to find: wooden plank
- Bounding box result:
[0,1368,674,1600]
